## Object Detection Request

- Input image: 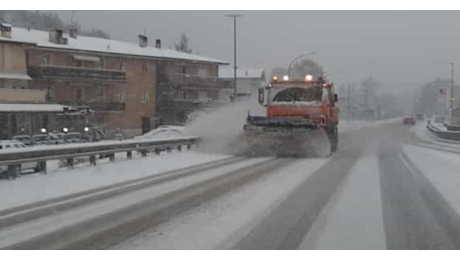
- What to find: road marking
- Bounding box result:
[299,155,386,249]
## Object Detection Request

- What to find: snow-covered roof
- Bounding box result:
[0,27,228,65]
[219,68,265,79]
[0,103,70,112]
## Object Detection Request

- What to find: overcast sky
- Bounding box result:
[52,11,460,93]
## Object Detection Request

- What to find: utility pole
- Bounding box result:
[450,62,455,119]
[225,14,243,102]
[347,84,351,124]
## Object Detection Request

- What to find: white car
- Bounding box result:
[0,140,39,179]
[135,125,186,140]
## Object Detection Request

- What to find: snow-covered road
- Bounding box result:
[4,119,460,249]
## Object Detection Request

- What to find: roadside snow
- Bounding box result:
[0,151,228,211]
[112,158,328,250]
[299,155,386,249]
[402,144,460,216]
[0,158,270,249]
[339,118,401,133]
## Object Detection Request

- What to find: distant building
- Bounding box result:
[219,68,266,98]
[0,24,229,137]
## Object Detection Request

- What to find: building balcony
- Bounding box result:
[0,88,46,103]
[28,65,127,83]
[59,100,126,112]
[159,73,233,90]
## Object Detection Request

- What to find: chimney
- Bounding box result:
[69,28,78,39]
[49,29,66,44]
[138,34,148,48]
[0,23,12,38]
[155,39,161,49]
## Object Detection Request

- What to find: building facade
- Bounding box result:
[218,68,266,99]
[0,25,228,138]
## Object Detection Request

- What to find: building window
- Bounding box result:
[198,68,208,77]
[96,87,105,101]
[42,55,52,65]
[178,90,184,100]
[46,87,54,102]
[141,90,149,103]
[120,90,126,102]
[76,87,85,101]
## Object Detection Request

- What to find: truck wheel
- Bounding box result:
[328,125,338,153]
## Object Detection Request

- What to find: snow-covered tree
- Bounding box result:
[175,33,193,53]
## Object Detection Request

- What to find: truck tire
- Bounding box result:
[327,125,338,153]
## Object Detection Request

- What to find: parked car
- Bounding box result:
[13,135,32,146]
[49,132,65,145]
[32,134,49,146]
[0,140,39,179]
[66,132,82,143]
[403,117,416,125]
[135,125,186,140]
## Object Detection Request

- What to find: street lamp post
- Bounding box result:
[225,14,243,101]
[287,52,319,78]
[450,62,455,119]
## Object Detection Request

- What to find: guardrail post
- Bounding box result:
[67,158,74,169]
[178,145,182,152]
[109,153,115,162]
[127,151,132,160]
[7,165,20,179]
[89,155,97,166]
[38,161,47,174]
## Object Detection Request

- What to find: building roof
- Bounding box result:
[0,27,228,65]
[219,68,266,79]
[0,103,70,112]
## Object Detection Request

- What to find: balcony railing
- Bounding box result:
[28,65,127,83]
[160,73,232,89]
[60,101,126,112]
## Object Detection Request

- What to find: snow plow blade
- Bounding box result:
[237,116,331,157]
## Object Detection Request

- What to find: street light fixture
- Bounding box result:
[41,128,47,134]
[225,14,243,101]
[287,52,319,78]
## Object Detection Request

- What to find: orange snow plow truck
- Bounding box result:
[242,75,339,157]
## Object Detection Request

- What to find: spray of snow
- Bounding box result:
[184,96,265,155]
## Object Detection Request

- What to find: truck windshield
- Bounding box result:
[270,86,323,103]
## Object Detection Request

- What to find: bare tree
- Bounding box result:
[291,59,324,81]
[175,33,193,53]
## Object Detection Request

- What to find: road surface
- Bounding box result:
[1,121,460,250]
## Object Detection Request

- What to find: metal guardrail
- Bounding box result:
[442,121,460,131]
[427,121,460,141]
[0,137,199,178]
